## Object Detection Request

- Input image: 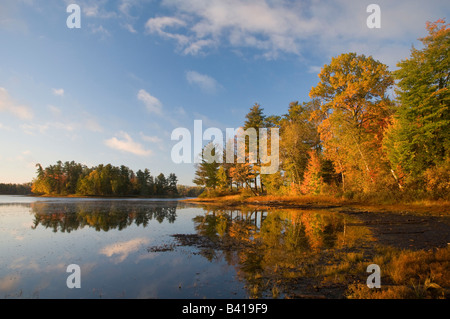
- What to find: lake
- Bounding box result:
[0,195,373,299]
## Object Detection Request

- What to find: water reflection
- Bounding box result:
[1,196,374,299]
[190,208,373,298]
[2,199,248,299]
[30,201,179,232]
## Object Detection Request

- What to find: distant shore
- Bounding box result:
[4,193,188,200]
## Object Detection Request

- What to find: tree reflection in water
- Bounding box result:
[29,202,374,298]
[30,201,179,232]
[192,208,373,298]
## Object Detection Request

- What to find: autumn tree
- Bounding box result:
[216,166,228,191]
[309,52,394,193]
[229,162,255,192]
[279,101,320,190]
[261,171,284,195]
[31,164,46,194]
[222,134,255,191]
[31,161,66,195]
[300,149,324,195]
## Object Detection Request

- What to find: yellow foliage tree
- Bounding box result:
[309,53,394,193]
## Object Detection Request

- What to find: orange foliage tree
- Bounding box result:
[300,149,324,195]
[309,53,395,193]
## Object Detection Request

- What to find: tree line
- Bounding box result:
[194,20,449,201]
[32,161,179,197]
[0,183,32,195]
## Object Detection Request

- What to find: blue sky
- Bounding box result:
[0,0,448,185]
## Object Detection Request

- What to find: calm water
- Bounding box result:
[0,195,371,299]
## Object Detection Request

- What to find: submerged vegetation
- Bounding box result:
[187,208,372,298]
[182,207,449,299]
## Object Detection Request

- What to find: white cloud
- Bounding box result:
[0,87,33,120]
[90,24,111,38]
[83,3,100,17]
[147,0,449,66]
[123,23,137,33]
[186,70,221,93]
[100,237,150,263]
[137,89,163,114]
[77,0,117,19]
[52,88,64,96]
[147,0,312,57]
[105,131,152,156]
[140,132,162,143]
[119,0,145,17]
[145,16,189,47]
[145,16,186,34]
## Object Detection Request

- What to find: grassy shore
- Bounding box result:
[183,194,450,216]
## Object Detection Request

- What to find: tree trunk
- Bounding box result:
[351,135,374,184]
[390,169,403,189]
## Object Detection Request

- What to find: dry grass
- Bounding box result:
[352,200,450,217]
[346,246,450,299]
[245,194,347,205]
[183,194,350,209]
[183,194,241,203]
[183,193,450,216]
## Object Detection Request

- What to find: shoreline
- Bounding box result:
[182,194,450,217]
[183,194,450,252]
[3,193,448,216]
[18,194,187,199]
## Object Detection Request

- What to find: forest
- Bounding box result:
[193,20,449,202]
[0,183,32,195]
[31,161,179,197]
